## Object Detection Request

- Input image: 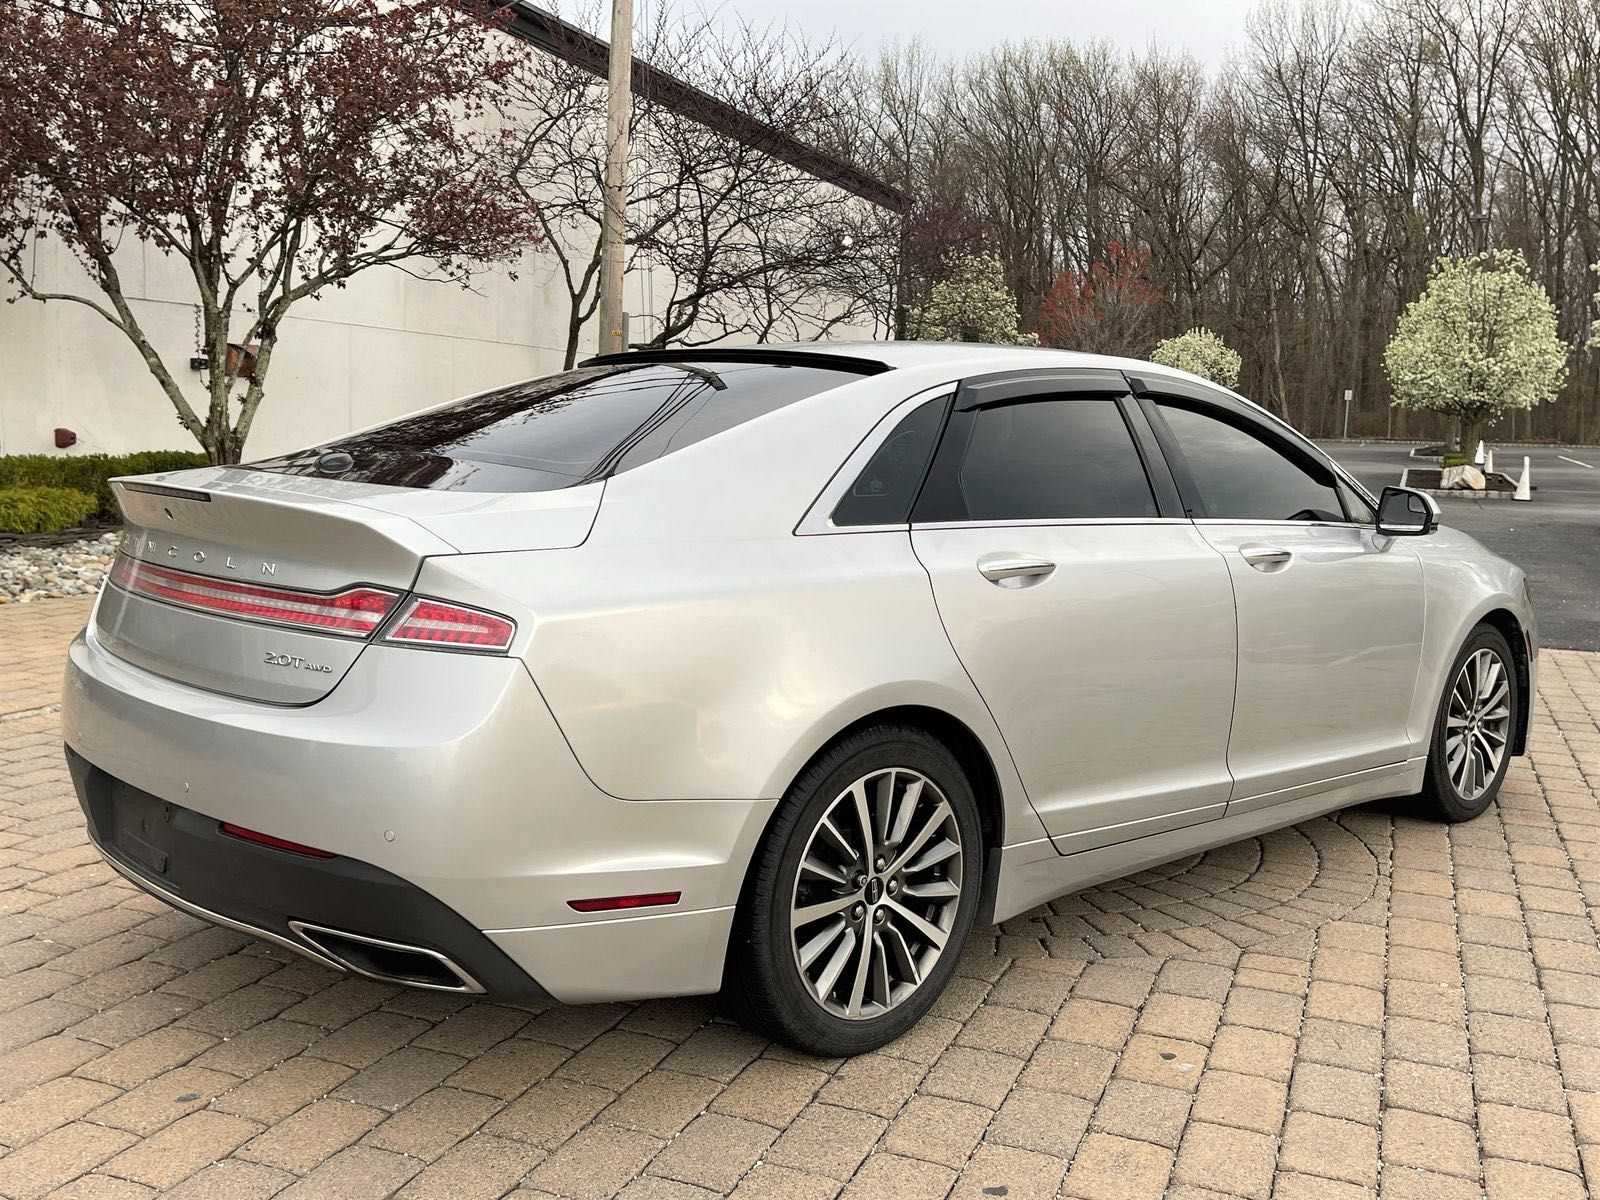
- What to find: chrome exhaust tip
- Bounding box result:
[288,920,485,994]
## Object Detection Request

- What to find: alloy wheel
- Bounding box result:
[788,767,964,1020]
[1445,647,1512,802]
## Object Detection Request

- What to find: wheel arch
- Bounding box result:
[748,703,1017,931]
[1477,607,1532,756]
[826,705,1006,851]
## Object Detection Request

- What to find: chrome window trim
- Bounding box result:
[795,382,959,537]
[912,516,1191,532]
[909,517,1369,533]
[1191,518,1372,530]
[804,522,913,535]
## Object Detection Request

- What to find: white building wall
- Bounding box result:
[0,218,868,460]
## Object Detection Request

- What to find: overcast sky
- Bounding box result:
[703,0,1262,69]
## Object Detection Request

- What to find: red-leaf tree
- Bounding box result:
[0,0,543,463]
[1037,241,1159,358]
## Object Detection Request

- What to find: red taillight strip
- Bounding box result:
[110,554,398,638]
[382,597,516,652]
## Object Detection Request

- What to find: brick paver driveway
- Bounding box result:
[3,596,1599,1199]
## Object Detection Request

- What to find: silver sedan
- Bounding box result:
[63,343,1534,1055]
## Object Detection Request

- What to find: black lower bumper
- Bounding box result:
[66,745,553,1006]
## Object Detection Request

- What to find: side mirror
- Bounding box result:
[1376,486,1439,537]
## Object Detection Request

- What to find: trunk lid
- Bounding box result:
[95,467,598,704]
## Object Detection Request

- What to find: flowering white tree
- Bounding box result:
[1385,251,1569,453]
[1150,328,1242,388]
[912,252,1035,344]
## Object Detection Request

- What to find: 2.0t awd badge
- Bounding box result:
[263,652,333,673]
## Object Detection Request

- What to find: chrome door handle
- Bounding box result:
[978,556,1056,583]
[1240,544,1292,569]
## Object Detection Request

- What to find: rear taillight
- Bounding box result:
[110,554,397,638]
[381,598,515,652]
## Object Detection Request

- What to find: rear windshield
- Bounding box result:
[246,359,868,492]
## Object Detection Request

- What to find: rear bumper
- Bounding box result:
[70,746,553,1003]
[62,623,775,1003]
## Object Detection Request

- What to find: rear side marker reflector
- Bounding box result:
[111,555,397,638]
[220,822,335,858]
[567,892,682,913]
[382,597,516,652]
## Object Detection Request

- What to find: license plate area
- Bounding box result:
[108,780,176,876]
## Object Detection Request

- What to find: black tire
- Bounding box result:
[1415,623,1519,822]
[722,724,983,1056]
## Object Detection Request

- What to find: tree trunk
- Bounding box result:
[563,299,585,370]
[1268,288,1289,421]
[192,426,226,466]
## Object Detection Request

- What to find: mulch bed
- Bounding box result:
[1405,468,1517,493]
[0,517,122,551]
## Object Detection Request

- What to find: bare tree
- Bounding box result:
[510,9,882,363]
[843,0,1600,442]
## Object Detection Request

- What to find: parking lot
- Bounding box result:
[1318,441,1600,652]
[2,597,1599,1199]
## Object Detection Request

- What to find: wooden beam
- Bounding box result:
[502,3,910,214]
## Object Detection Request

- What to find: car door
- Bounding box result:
[909,369,1238,854]
[1133,377,1425,811]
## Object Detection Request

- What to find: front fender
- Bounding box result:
[1409,528,1536,757]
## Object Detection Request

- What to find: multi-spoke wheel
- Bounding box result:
[1419,624,1520,822]
[724,725,982,1055]
[789,767,963,1020]
[1444,647,1512,802]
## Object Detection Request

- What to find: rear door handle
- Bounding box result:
[1240,544,1292,569]
[978,556,1056,583]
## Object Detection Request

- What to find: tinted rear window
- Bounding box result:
[247,360,867,492]
[915,397,1158,522]
[831,395,948,527]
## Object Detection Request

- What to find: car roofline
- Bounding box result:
[579,348,894,376]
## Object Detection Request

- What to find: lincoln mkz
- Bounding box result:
[64,343,1535,1054]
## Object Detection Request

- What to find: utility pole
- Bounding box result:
[1470,209,1490,255]
[596,0,633,355]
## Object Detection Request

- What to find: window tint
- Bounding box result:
[919,397,1158,522]
[832,396,948,527]
[1156,402,1345,522]
[247,360,865,492]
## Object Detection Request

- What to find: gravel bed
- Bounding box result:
[0,533,118,603]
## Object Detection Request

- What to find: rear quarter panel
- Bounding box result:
[434,530,1043,843]
[421,365,1047,847]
